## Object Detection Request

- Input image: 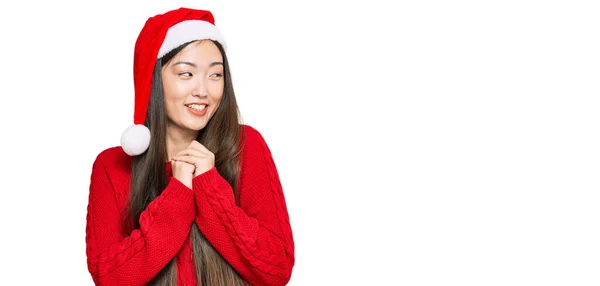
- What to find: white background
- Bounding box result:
[0,0,598,285]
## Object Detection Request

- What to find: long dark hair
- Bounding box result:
[126,40,248,285]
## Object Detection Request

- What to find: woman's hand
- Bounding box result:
[171,159,195,189]
[172,141,215,177]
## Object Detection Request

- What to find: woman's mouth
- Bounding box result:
[186,103,208,116]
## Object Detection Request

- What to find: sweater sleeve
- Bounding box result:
[192,126,295,286]
[85,153,196,286]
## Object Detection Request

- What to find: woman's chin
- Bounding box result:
[185,123,207,132]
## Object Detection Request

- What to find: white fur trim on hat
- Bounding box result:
[121,124,151,156]
[158,20,227,59]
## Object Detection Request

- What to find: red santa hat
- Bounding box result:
[120,7,227,156]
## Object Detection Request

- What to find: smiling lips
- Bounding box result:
[186,103,208,116]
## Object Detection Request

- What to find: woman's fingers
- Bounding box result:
[174,147,205,158]
[189,140,210,152]
[170,142,214,176]
[171,155,198,165]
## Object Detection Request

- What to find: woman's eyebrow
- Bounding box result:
[172,61,223,67]
[173,61,196,67]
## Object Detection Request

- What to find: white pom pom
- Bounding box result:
[120,124,151,156]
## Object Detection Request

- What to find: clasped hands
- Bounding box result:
[170,140,215,189]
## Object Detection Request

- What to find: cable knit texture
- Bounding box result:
[85,124,295,285]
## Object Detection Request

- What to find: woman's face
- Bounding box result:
[161,40,224,133]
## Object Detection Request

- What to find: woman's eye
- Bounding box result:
[179,72,193,77]
[210,73,223,78]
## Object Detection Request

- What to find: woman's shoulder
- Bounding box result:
[92,146,132,172]
[239,124,277,159]
[240,124,267,141]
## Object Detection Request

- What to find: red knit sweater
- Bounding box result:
[85,125,295,286]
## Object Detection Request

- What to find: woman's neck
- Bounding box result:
[166,125,199,160]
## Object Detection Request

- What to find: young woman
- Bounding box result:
[85,7,295,286]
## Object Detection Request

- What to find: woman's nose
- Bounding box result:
[193,80,208,97]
